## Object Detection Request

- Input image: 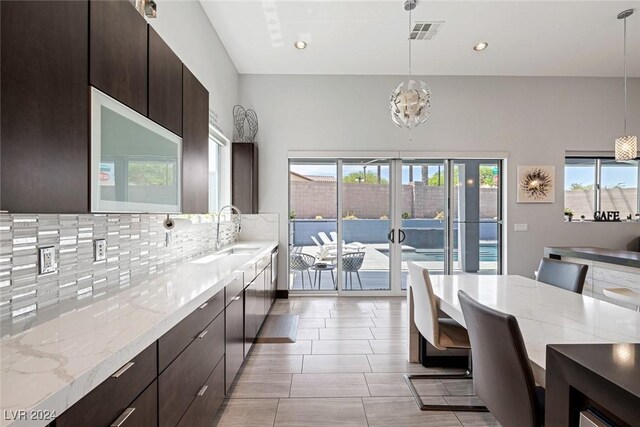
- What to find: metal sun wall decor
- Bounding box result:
[517,166,555,203]
[232,105,259,143]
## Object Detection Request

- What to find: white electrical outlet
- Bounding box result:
[94,239,107,262]
[38,246,57,275]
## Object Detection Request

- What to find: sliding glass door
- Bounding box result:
[288,160,338,291]
[288,157,503,294]
[399,161,447,289]
[340,159,393,292]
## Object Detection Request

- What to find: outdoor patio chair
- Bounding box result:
[319,231,365,251]
[334,251,366,289]
[290,252,315,289]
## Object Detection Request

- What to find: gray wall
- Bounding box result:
[239,74,640,283]
[149,1,238,140]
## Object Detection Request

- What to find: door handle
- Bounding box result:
[387,229,395,243]
[399,229,406,243]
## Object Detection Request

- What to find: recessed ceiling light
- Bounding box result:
[473,42,488,52]
[294,41,307,49]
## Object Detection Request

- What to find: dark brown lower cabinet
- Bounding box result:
[54,252,277,427]
[244,284,258,358]
[159,313,224,427]
[176,357,225,427]
[225,294,244,392]
[56,343,157,427]
[158,289,224,372]
[111,380,158,427]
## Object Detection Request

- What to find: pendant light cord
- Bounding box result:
[408,3,413,142]
[408,5,412,81]
[623,15,628,135]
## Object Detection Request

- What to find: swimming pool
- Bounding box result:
[377,243,499,262]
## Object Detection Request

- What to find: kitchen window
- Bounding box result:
[564,157,639,220]
[208,124,230,213]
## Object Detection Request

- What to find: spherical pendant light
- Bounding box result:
[389,0,431,131]
[389,79,432,128]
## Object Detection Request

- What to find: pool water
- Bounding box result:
[377,244,498,262]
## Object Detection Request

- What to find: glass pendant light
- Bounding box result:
[389,0,432,131]
[615,9,637,161]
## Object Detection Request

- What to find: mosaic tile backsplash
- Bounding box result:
[0,213,239,320]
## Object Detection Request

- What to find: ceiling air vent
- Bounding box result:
[410,21,444,40]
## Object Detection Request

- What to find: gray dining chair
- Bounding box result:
[458,290,545,427]
[290,253,315,289]
[537,257,588,294]
[404,262,488,412]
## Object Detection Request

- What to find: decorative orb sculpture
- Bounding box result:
[389,79,432,129]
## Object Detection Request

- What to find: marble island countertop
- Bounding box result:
[544,246,640,269]
[0,240,278,427]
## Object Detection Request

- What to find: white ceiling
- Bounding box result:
[200,1,640,77]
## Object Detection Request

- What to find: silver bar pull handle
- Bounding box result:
[110,407,135,427]
[198,302,208,309]
[197,330,208,339]
[232,296,241,301]
[111,362,135,378]
[197,385,208,396]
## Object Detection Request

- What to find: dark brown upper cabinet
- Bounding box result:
[90,0,148,115]
[232,143,259,214]
[1,1,89,213]
[148,26,183,136]
[182,66,209,214]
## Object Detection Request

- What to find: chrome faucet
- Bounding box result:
[216,205,242,250]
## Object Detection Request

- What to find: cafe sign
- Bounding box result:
[593,211,621,222]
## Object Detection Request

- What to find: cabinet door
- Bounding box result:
[1,0,89,213]
[159,313,224,427]
[56,343,157,427]
[243,285,257,357]
[176,357,225,427]
[148,26,182,136]
[90,0,148,115]
[231,143,259,214]
[225,295,244,392]
[182,66,209,213]
[109,380,158,427]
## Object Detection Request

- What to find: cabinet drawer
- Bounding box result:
[108,380,158,427]
[176,356,225,427]
[159,312,224,427]
[242,264,256,287]
[225,294,244,392]
[225,273,244,306]
[158,289,224,371]
[256,254,270,273]
[56,342,157,427]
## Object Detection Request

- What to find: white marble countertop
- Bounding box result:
[0,240,278,427]
[428,275,640,383]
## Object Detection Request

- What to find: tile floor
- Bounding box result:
[214,296,500,427]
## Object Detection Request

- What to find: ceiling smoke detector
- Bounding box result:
[409,22,444,41]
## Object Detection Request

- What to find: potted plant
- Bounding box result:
[564,208,573,222]
[580,215,585,222]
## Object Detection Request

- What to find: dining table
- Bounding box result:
[408,274,640,386]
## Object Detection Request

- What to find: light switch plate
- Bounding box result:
[38,246,57,275]
[514,223,528,232]
[94,239,107,262]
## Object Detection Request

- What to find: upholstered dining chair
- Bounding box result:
[537,257,588,294]
[404,261,488,412]
[289,253,315,289]
[458,291,545,427]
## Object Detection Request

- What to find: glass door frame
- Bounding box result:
[287,154,505,296]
